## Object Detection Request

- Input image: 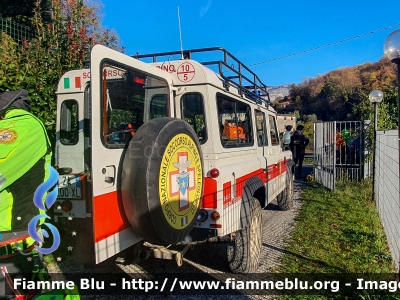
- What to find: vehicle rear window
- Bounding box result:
[60,99,79,145]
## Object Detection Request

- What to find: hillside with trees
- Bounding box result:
[275,57,398,130]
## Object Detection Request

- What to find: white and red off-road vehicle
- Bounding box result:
[54,45,294,273]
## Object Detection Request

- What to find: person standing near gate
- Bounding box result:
[290,124,309,178]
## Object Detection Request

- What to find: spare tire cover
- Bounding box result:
[121,117,203,245]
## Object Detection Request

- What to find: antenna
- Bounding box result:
[178,6,184,59]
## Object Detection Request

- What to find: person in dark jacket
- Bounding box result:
[290,125,309,178]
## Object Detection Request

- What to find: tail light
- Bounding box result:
[61,200,73,212]
[208,168,220,178]
[211,211,220,221]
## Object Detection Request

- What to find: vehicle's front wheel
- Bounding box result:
[227,198,263,273]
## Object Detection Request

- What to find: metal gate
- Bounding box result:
[314,122,336,190]
[314,121,369,190]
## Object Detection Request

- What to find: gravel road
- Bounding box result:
[45,174,308,300]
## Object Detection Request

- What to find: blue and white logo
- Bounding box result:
[28,165,60,255]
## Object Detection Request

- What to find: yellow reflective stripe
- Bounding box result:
[25,236,36,248]
[0,189,13,231]
[0,147,16,163]
[7,191,12,230]
[38,161,51,223]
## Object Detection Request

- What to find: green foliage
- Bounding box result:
[302,113,317,123]
[274,102,282,110]
[0,0,122,145]
[377,86,398,130]
[294,109,300,120]
[184,115,205,134]
[109,109,134,131]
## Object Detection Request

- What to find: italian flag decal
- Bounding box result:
[64,76,81,89]
[181,216,188,227]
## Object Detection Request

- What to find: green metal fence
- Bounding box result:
[0,17,36,44]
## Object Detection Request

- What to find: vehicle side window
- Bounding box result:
[60,99,79,145]
[217,94,253,148]
[101,62,169,147]
[181,93,207,144]
[268,115,279,146]
[255,110,268,146]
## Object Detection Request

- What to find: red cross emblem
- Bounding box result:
[170,152,195,212]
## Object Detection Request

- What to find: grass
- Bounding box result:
[303,157,313,165]
[278,179,398,299]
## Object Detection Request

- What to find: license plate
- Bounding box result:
[58,174,82,199]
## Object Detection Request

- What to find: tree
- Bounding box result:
[0,0,122,142]
[303,114,317,123]
[294,110,300,120]
[274,102,282,110]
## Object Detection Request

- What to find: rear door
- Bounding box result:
[90,45,174,263]
[55,89,87,218]
[254,108,269,205]
[266,113,286,200]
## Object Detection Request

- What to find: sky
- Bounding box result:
[99,0,400,87]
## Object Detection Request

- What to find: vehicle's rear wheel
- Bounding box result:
[277,165,294,211]
[227,197,263,273]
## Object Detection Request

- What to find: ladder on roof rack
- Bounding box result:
[133,47,270,106]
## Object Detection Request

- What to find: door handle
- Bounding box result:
[103,165,116,187]
[105,176,114,184]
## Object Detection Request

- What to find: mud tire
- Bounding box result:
[121,117,203,245]
[227,197,263,273]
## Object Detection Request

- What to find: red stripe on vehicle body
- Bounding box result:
[202,177,217,208]
[236,169,265,199]
[223,182,232,208]
[93,191,130,243]
[234,162,287,200]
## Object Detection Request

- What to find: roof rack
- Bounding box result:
[133,47,270,106]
